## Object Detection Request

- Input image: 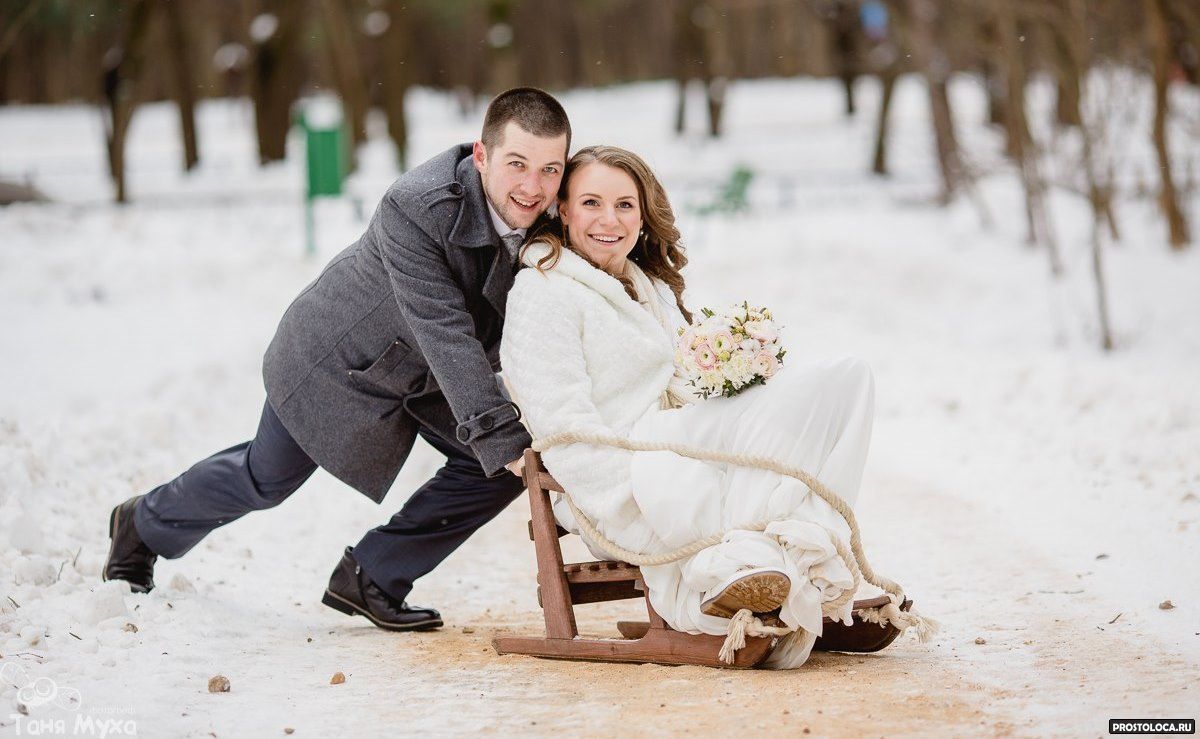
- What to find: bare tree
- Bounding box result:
[1164,0,1200,85]
[830,0,862,117]
[1060,0,1117,350]
[871,60,899,175]
[1145,0,1192,248]
[380,0,412,170]
[319,0,369,153]
[993,0,1063,275]
[1049,21,1083,128]
[249,2,303,165]
[101,0,154,203]
[0,0,48,61]
[674,0,725,137]
[485,0,518,93]
[899,0,967,204]
[161,0,199,171]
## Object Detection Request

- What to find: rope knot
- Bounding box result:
[718,609,796,665]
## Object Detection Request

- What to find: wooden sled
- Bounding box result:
[492,450,910,669]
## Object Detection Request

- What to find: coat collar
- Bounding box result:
[434,149,515,317]
[521,241,666,335]
[448,151,502,249]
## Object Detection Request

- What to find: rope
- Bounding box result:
[532,430,937,663]
[718,609,795,665]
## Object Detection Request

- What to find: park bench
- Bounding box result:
[693,165,755,216]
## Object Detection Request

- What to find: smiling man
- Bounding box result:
[104,88,571,631]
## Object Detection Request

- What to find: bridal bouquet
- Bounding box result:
[674,302,786,399]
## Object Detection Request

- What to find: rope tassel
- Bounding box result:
[718,609,752,664]
[718,609,794,665]
[859,599,941,643]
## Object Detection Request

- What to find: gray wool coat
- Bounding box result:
[262,144,532,503]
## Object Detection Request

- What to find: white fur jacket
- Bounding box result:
[500,241,688,552]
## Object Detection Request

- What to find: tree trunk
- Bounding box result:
[1145,0,1192,248]
[905,0,964,204]
[928,79,962,204]
[673,0,708,136]
[381,0,411,170]
[1164,0,1200,86]
[102,0,153,204]
[250,2,303,165]
[706,77,726,138]
[161,0,199,171]
[1054,78,1082,128]
[872,66,897,175]
[484,0,518,92]
[833,0,860,117]
[994,0,1062,275]
[984,62,1006,126]
[675,79,687,134]
[0,0,47,61]
[319,0,369,153]
[1062,0,1115,349]
[1049,8,1083,129]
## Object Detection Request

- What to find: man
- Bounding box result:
[103,88,571,631]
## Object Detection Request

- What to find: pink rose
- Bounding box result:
[753,351,780,378]
[711,331,735,354]
[693,342,717,370]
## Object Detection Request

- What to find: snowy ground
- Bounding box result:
[1,76,1198,737]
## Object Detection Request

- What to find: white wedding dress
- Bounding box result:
[501,245,877,668]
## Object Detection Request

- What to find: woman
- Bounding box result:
[500,146,878,668]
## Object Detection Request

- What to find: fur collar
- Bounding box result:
[520,241,664,334]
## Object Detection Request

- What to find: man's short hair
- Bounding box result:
[480,87,571,155]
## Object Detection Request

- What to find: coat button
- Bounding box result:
[448,182,464,196]
[480,415,495,431]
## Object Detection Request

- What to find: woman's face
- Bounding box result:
[559,162,644,275]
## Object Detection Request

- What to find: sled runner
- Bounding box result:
[491,450,912,668]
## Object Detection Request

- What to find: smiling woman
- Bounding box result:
[560,161,643,274]
[523,145,692,321]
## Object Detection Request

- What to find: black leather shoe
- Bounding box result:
[321,547,442,631]
[103,496,158,594]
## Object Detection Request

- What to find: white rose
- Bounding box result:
[702,315,735,334]
[745,320,778,343]
[700,369,725,392]
[720,353,755,386]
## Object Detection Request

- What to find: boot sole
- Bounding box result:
[321,590,443,632]
[700,569,790,619]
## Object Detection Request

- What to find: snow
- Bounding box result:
[1,76,1198,736]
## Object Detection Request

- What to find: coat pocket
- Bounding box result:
[348,338,426,398]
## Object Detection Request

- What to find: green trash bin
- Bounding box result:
[296,97,348,255]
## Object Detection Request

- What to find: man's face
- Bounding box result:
[473,121,568,231]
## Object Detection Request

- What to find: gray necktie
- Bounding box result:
[501,232,523,260]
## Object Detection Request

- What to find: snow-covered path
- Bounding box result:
[2,79,1197,736]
